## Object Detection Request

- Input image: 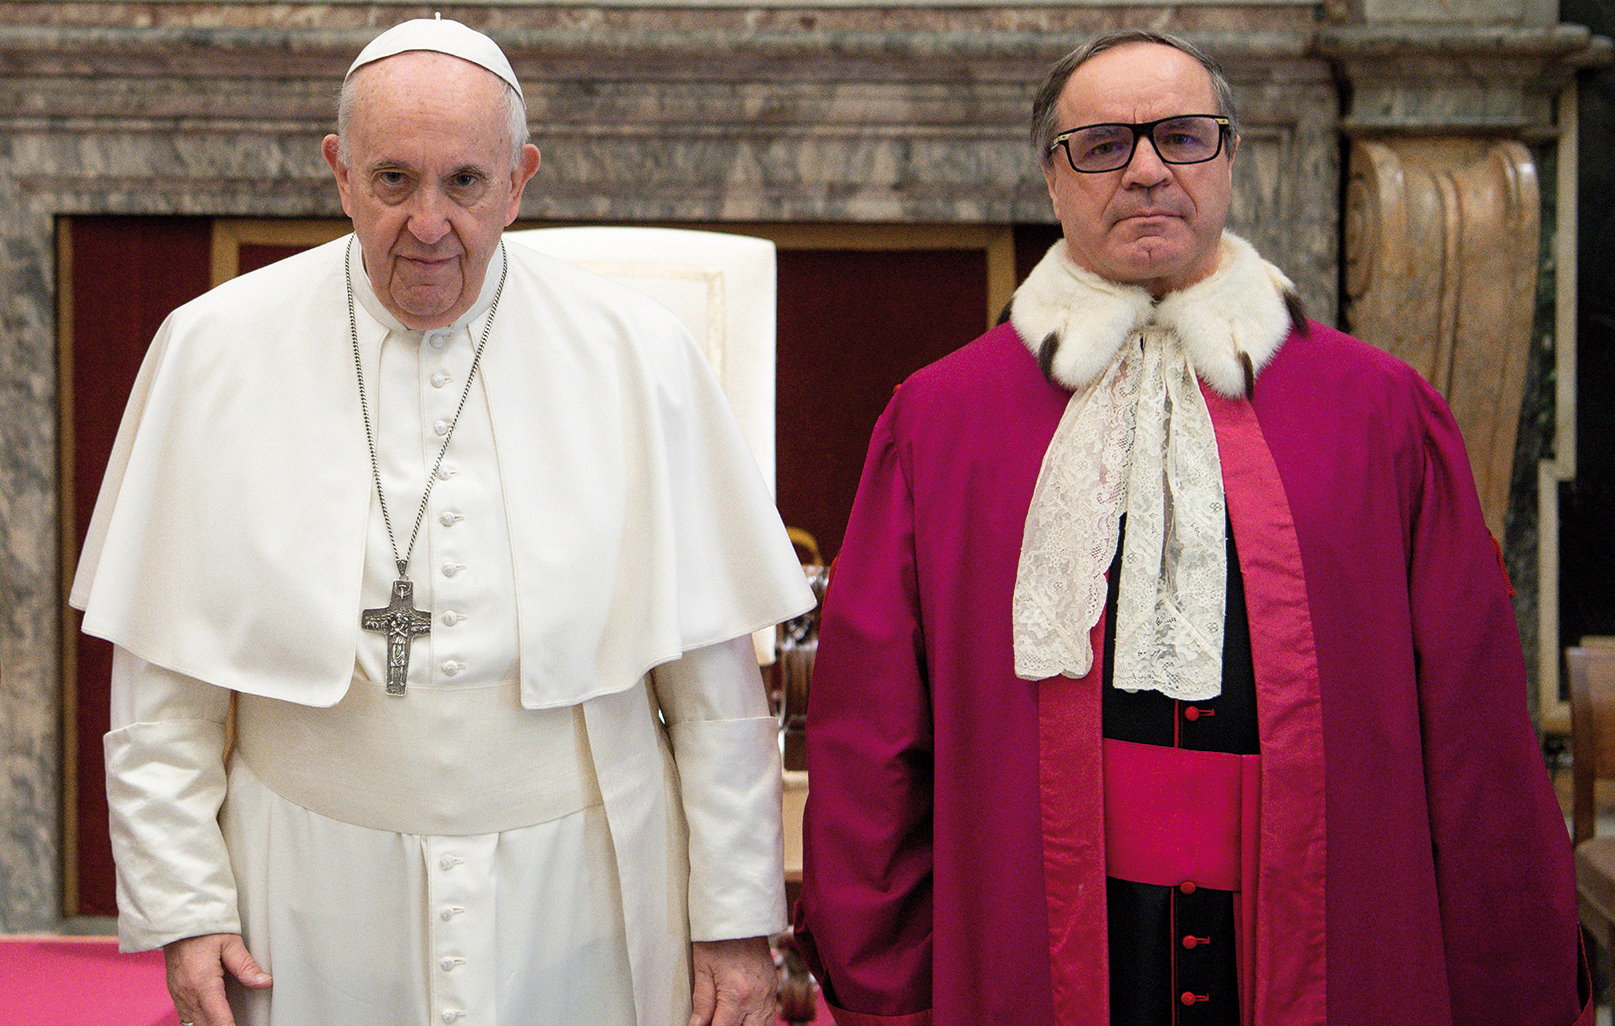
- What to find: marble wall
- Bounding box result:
[0,0,1599,931]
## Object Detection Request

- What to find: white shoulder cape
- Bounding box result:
[72,236,814,709]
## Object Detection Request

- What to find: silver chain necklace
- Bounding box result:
[348,239,508,695]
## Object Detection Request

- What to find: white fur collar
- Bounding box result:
[1008,232,1300,398]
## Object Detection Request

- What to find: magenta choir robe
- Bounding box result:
[796,318,1591,1026]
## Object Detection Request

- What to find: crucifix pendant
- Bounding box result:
[361,578,432,695]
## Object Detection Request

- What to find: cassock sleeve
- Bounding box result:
[650,635,788,942]
[104,646,240,952]
[1405,384,1590,1025]
[796,404,936,1026]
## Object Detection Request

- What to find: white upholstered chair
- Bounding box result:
[504,226,780,492]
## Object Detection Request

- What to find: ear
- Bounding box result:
[505,144,542,224]
[1042,162,1064,222]
[322,135,355,218]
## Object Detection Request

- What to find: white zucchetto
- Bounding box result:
[346,15,523,98]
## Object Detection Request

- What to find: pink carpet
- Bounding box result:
[0,935,828,1024]
[0,936,178,1026]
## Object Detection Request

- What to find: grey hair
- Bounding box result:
[1030,30,1239,168]
[335,69,530,167]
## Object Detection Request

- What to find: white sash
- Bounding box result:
[235,677,601,836]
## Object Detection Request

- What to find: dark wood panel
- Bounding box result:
[239,244,305,275]
[65,216,213,917]
[1015,223,1064,290]
[1560,0,1615,663]
[775,247,987,559]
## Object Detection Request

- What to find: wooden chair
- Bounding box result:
[770,529,828,1024]
[1567,643,1615,985]
[773,527,826,773]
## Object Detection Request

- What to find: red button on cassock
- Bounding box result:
[1181,992,1209,1006]
[1184,706,1202,721]
[1179,881,1197,895]
[1182,935,1203,949]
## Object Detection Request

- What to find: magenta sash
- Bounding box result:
[1103,738,1259,893]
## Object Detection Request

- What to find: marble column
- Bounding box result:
[1321,17,1609,723]
[0,191,64,935]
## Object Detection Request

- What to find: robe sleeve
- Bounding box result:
[649,635,788,941]
[1405,384,1590,1025]
[104,646,240,952]
[796,405,936,1026]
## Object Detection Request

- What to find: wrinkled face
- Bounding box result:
[322,51,541,330]
[1043,42,1236,297]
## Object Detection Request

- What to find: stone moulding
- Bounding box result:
[1319,23,1611,137]
[0,24,1314,78]
[0,23,1333,237]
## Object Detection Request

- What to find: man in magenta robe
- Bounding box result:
[796,29,1591,1026]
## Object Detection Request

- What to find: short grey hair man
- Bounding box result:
[1029,29,1240,166]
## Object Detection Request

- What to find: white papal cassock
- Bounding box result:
[75,236,816,1026]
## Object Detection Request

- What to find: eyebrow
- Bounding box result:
[362,160,494,178]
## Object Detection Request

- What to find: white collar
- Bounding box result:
[1009,231,1299,398]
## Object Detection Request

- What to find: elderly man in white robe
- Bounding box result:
[72,18,814,1026]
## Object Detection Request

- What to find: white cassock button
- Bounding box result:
[440,906,464,921]
[440,957,464,972]
[436,465,459,480]
[442,611,461,627]
[439,512,463,527]
[442,562,465,577]
[428,333,448,351]
[439,855,461,870]
[442,660,464,676]
[433,420,451,436]
[431,370,451,388]
[441,1010,463,1023]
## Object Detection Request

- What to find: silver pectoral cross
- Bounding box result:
[361,578,432,695]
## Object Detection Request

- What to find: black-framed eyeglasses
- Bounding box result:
[1049,115,1231,174]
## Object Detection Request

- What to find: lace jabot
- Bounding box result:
[1009,233,1298,699]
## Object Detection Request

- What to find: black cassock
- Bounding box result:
[1102,518,1257,1026]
